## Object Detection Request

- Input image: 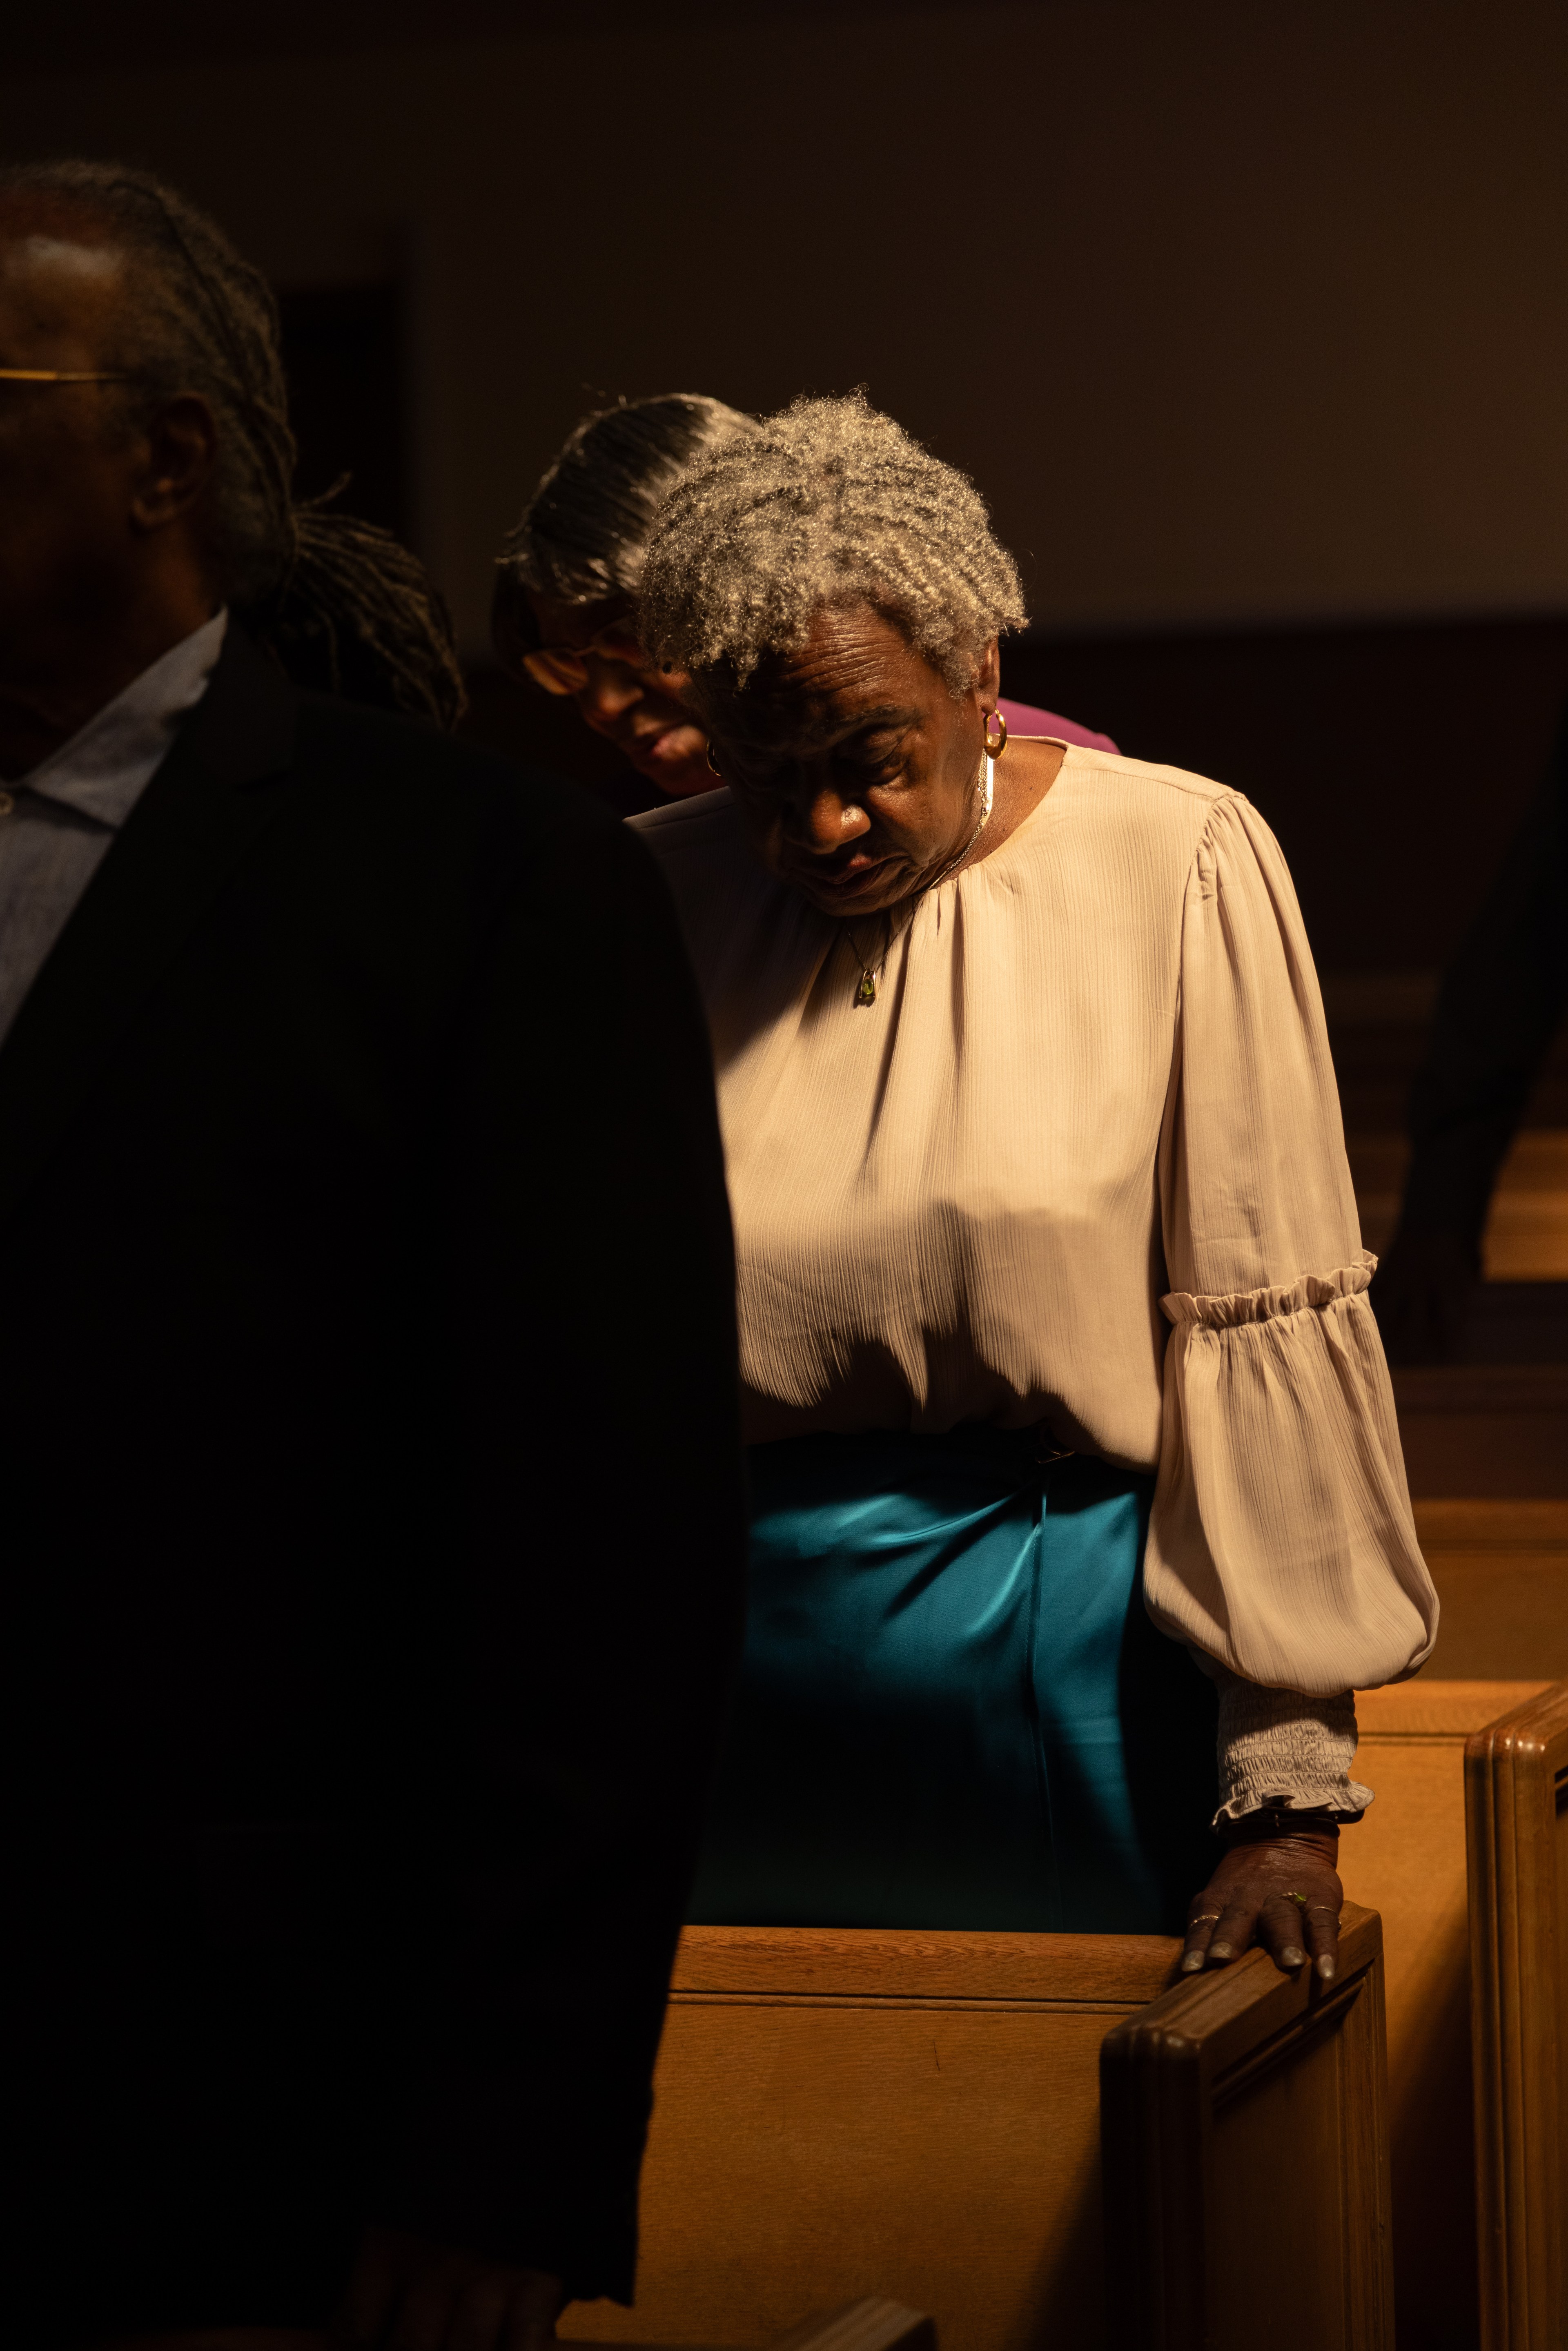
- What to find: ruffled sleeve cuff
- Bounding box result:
[1161,1250,1376,1330]
[1203,1660,1374,1825]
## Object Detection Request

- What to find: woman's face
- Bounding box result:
[702,604,1000,918]
[525,593,714,798]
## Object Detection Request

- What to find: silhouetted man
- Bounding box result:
[0,161,744,2351]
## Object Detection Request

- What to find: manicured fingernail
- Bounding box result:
[1316,1955,1336,1981]
[1181,1950,1205,1972]
[1208,1941,1234,1961]
[1281,1945,1305,1968]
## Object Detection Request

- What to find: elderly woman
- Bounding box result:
[632,394,1437,1979]
[493,394,1114,811]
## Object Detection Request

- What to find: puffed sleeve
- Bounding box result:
[1145,794,1439,1698]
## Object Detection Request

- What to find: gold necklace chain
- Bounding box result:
[846,749,995,1007]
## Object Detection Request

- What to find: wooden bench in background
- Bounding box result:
[1466,1682,1568,2351]
[1340,1680,1559,2351]
[560,1909,1393,2351]
[1351,1130,1568,1281]
[1412,1501,1568,1680]
[1395,1372,1568,1502]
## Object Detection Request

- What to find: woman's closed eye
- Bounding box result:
[850,720,919,780]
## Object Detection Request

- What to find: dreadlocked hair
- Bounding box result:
[638,389,1027,699]
[0,159,465,728]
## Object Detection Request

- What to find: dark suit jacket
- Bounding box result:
[1,626,746,2340]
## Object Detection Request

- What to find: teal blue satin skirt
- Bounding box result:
[689,1426,1218,1934]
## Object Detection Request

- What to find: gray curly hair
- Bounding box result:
[637,391,1027,698]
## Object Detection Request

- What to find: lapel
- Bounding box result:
[0,624,299,1225]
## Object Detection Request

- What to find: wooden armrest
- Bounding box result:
[1100,1901,1394,2350]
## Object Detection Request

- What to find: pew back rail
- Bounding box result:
[1466,1681,1568,2351]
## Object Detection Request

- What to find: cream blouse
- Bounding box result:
[632,746,1438,1720]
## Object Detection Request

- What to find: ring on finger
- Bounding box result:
[1188,1912,1222,1926]
[1282,1890,1309,1906]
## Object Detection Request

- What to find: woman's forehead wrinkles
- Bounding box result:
[728,698,915,759]
[784,632,898,693]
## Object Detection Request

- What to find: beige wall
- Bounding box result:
[5,0,1566,656]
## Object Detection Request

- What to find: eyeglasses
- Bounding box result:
[0,367,133,383]
[521,618,657,697]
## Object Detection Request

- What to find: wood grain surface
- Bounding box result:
[1342,1679,1551,2349]
[566,1909,1395,2351]
[1466,1682,1568,2351]
[1394,1368,1568,1500]
[561,1977,1122,2351]
[668,1925,1180,2007]
[1412,1501,1568,1680]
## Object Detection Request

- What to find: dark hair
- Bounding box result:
[492,394,755,673]
[0,159,466,728]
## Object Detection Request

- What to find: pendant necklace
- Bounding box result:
[846,749,995,1007]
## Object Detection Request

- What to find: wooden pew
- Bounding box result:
[1348,1128,1568,1278]
[1394,1367,1568,1502]
[1466,1681,1568,2351]
[560,1908,1393,2351]
[1339,1680,1554,2351]
[1412,1500,1568,1679]
[1099,1909,1393,2350]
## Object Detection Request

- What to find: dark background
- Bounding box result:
[9,2,1568,993]
[7,21,1566,2344]
[277,284,407,537]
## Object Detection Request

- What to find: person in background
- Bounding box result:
[631,392,1437,1988]
[1374,700,1568,1362]
[493,394,1115,815]
[0,160,745,2351]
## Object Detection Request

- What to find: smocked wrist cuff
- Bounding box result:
[1206,1666,1374,1827]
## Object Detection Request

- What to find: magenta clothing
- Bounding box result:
[998,695,1118,754]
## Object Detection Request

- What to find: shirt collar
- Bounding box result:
[15,609,230,829]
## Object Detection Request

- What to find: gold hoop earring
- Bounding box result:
[982,709,1008,759]
[706,740,724,777]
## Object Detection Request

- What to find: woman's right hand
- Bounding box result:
[1180,1821,1344,1981]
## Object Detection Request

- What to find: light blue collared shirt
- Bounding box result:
[0,611,229,1048]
